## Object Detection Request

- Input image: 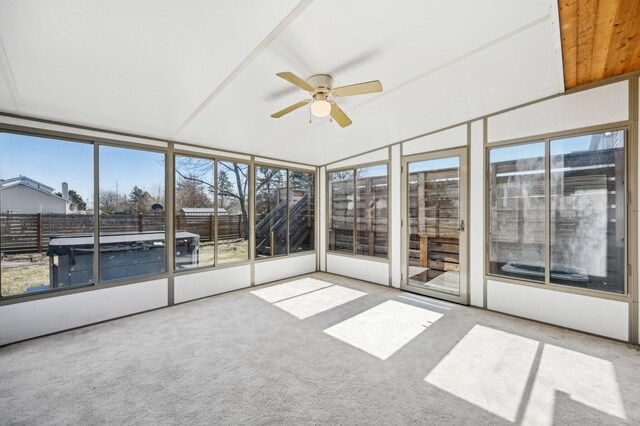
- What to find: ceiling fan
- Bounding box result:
[270,72,383,128]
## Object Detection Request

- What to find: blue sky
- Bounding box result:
[359,164,387,177]
[409,156,459,173]
[1,133,165,209]
[489,132,624,163]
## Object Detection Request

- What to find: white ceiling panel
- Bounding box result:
[0,0,300,137]
[264,18,564,163]
[178,0,563,164]
[0,0,563,165]
[0,39,21,114]
[0,72,18,115]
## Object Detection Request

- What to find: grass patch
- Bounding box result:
[1,253,49,297]
[218,239,249,264]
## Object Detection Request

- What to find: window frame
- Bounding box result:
[215,159,252,266]
[484,125,630,300]
[326,160,390,260]
[288,169,316,255]
[0,123,316,304]
[253,162,317,260]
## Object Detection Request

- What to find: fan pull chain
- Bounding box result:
[309,108,312,124]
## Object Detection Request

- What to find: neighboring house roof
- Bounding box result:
[0,176,55,192]
[0,176,69,203]
[181,207,228,216]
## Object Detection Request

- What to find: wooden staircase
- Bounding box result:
[255,193,312,256]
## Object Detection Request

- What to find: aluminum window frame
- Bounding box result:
[325,160,390,260]
[484,124,631,301]
[253,162,317,261]
[0,124,316,305]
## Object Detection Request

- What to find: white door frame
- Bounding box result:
[400,147,469,305]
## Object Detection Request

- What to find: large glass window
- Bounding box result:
[255,167,288,257]
[550,131,625,293]
[356,165,388,257]
[489,143,546,282]
[328,170,355,254]
[289,171,315,253]
[174,155,215,270]
[174,157,250,270]
[99,146,166,282]
[488,130,626,294]
[0,133,94,296]
[218,161,249,264]
[328,164,388,258]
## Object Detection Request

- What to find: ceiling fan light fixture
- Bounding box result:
[271,72,382,127]
[310,99,331,118]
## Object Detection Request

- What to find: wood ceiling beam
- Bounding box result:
[559,0,640,89]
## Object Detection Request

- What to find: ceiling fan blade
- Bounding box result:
[329,101,352,128]
[271,99,312,118]
[276,72,315,92]
[332,80,383,97]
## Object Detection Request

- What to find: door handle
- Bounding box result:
[457,220,465,232]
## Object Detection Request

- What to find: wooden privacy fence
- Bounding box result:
[0,213,243,253]
[407,168,460,280]
[329,176,388,257]
[176,213,244,242]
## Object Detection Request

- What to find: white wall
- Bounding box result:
[0,278,168,346]
[487,80,628,143]
[0,115,168,148]
[174,265,251,304]
[402,124,467,155]
[254,254,316,285]
[326,148,388,171]
[487,279,629,341]
[326,254,389,286]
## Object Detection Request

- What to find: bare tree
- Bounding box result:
[99,190,120,214]
[218,162,249,238]
[175,176,212,210]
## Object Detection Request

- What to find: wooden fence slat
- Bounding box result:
[1,213,243,253]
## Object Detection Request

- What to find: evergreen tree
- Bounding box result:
[128,185,152,213]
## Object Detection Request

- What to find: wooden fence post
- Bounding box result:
[209,214,214,242]
[420,236,429,268]
[138,213,144,232]
[366,178,374,256]
[37,212,43,252]
[270,231,275,256]
[418,173,427,268]
[238,214,243,238]
[177,214,183,231]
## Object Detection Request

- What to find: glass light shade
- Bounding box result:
[310,100,331,118]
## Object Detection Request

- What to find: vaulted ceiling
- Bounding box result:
[0,0,565,165]
[559,0,640,90]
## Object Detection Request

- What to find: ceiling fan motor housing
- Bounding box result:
[308,74,333,92]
